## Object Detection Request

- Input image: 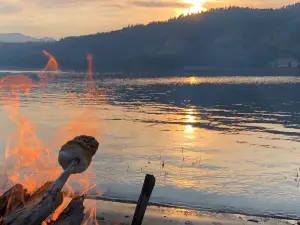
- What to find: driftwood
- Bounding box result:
[131,174,156,225]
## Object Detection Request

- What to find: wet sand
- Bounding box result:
[84,199,297,225]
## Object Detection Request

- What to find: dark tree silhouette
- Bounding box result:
[1,3,300,72]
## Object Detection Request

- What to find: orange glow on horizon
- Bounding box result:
[181,0,207,16]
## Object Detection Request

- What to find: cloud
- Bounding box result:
[131,0,190,8]
[31,0,91,6]
[0,6,20,14]
[0,0,295,38]
[28,0,121,8]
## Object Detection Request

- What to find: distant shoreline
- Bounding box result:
[0,68,300,77]
[182,68,300,77]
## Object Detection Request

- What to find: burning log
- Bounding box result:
[2,182,57,223]
[1,186,63,225]
[0,182,56,224]
[26,182,54,206]
[48,196,85,225]
[0,184,29,217]
[0,135,99,225]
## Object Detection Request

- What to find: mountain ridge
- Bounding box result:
[0,33,56,43]
[0,4,300,72]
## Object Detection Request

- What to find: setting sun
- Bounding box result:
[182,0,207,15]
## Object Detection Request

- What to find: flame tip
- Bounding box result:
[2,48,99,218]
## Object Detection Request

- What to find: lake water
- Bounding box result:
[1,74,300,219]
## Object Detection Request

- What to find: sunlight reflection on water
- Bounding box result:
[0,75,300,218]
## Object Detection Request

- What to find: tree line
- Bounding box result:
[1,3,300,73]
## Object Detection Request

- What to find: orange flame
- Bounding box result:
[83,206,99,225]
[87,54,96,92]
[52,192,69,221]
[83,207,94,225]
[38,50,59,85]
[0,74,34,96]
[2,52,61,192]
[81,184,96,196]
[1,51,102,221]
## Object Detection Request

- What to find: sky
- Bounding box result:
[0,0,298,38]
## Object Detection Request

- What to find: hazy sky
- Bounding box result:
[0,0,298,38]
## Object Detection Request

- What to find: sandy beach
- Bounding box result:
[83,200,298,225]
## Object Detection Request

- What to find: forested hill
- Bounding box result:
[1,3,300,72]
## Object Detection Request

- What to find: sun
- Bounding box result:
[182,0,207,16]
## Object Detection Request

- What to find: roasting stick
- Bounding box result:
[48,159,79,195]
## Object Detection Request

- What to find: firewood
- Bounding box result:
[0,184,22,216]
[0,184,29,217]
[26,182,54,206]
[48,195,85,225]
[1,186,63,225]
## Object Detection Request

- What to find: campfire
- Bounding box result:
[0,51,155,225]
[0,135,98,225]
